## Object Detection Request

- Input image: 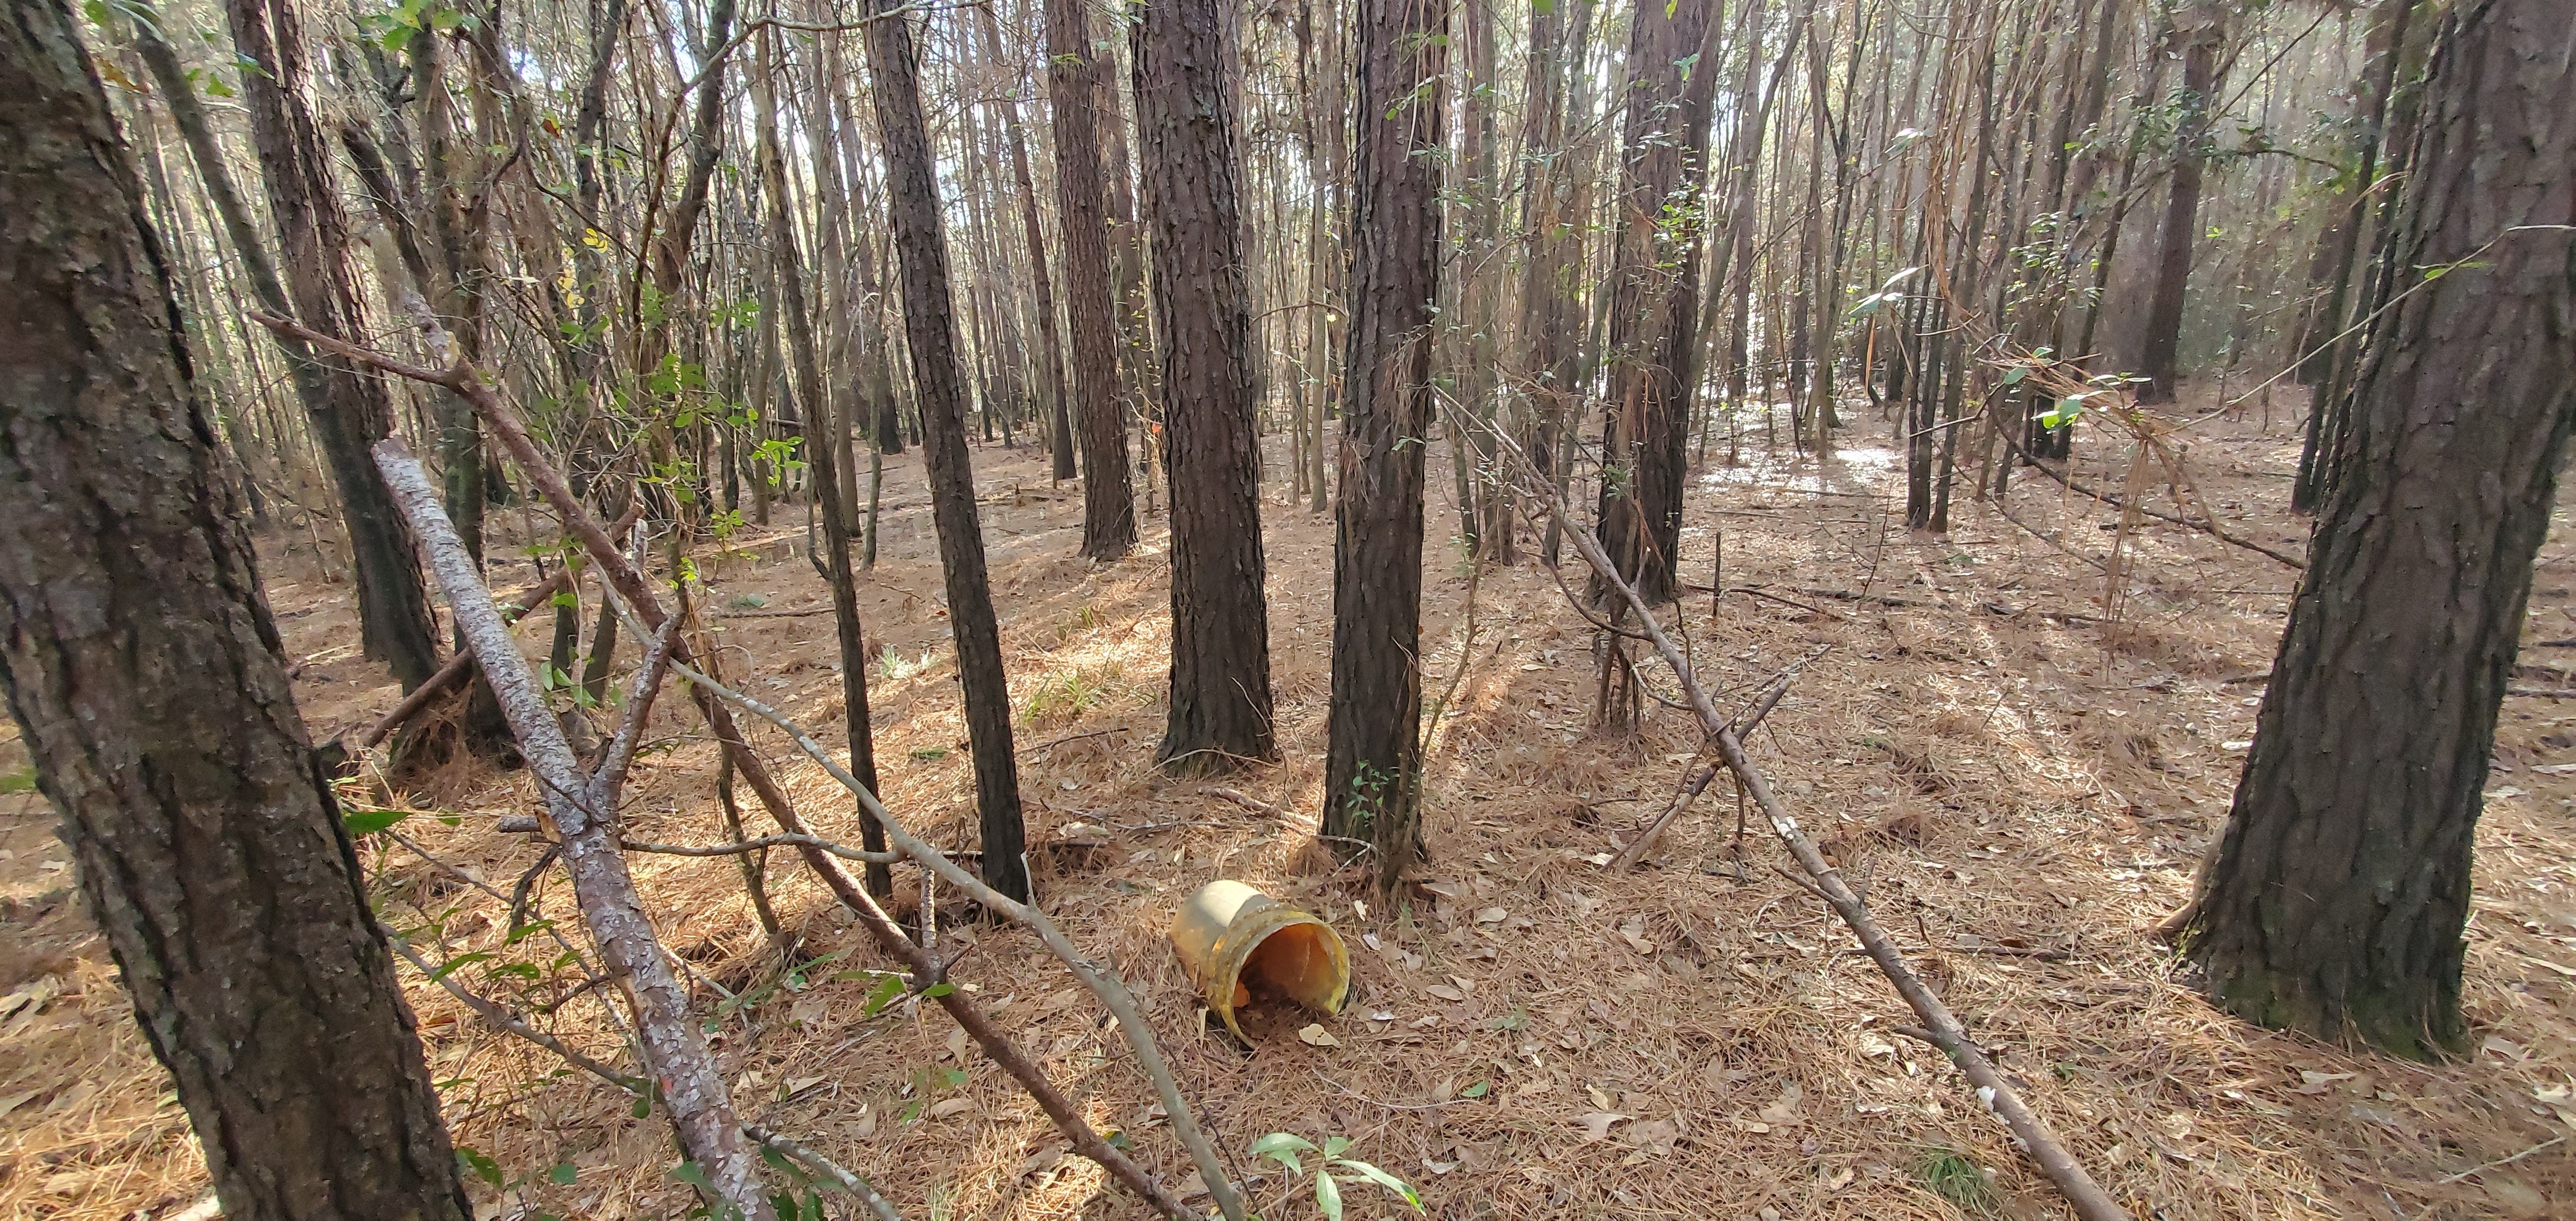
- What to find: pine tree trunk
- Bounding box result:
[0,12,471,1216]
[2181,0,2576,1058]
[1323,0,1446,886]
[221,0,442,693]
[1046,0,1138,558]
[756,29,892,896]
[859,0,1030,902]
[1131,0,1278,768]
[1592,0,1721,604]
[2134,3,2224,404]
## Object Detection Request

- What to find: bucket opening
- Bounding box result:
[1240,922,1341,1015]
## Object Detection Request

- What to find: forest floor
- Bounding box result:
[6,384,2576,1220]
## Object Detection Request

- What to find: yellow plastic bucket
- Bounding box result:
[1168,881,1351,1040]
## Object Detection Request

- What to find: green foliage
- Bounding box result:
[1915,1148,2000,1215]
[1022,664,1121,727]
[1251,1132,1424,1221]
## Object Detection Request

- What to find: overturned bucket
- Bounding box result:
[1169,881,1351,1041]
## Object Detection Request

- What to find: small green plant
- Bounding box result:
[1021,668,1107,726]
[1914,1147,1999,1215]
[907,746,949,763]
[1250,1132,1422,1221]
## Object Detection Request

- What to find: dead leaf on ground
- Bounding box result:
[1298,1023,1341,1047]
[1576,1111,1631,1142]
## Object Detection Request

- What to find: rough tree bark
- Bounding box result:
[221,0,441,692]
[972,3,1076,484]
[2133,1,2224,404]
[0,10,470,1217]
[1593,0,1721,604]
[756,28,891,896]
[2180,0,2575,1057]
[1322,0,1445,886]
[859,0,1030,902]
[1132,0,1277,768]
[1046,0,1137,559]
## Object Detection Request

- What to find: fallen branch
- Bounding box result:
[1480,424,2130,1221]
[1612,664,1802,871]
[284,307,1221,1221]
[742,1124,906,1221]
[357,566,565,747]
[622,628,1232,1221]
[373,441,773,1220]
[1997,428,2303,570]
[386,925,902,1219]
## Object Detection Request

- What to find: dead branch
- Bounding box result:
[383,926,643,1092]
[1613,664,1800,871]
[372,439,775,1220]
[624,630,1237,1221]
[386,925,902,1219]
[310,305,1204,1219]
[1478,424,2131,1221]
[1996,427,2304,570]
[742,1124,906,1221]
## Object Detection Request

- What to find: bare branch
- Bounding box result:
[371,439,775,1221]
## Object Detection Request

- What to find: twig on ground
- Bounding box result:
[1997,427,2303,570]
[2433,1134,2568,1185]
[1035,726,1130,751]
[1613,667,1799,870]
[1202,785,1298,821]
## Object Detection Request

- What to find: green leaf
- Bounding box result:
[456,1146,504,1189]
[670,1161,713,1190]
[344,806,411,836]
[1314,1167,1343,1221]
[1323,1136,1353,1159]
[1251,1132,1318,1157]
[0,768,34,795]
[426,951,495,982]
[632,1094,654,1119]
[381,23,416,51]
[548,1163,578,1185]
[1333,1160,1424,1210]
[2002,366,2029,386]
[918,982,955,1000]
[1457,1080,1491,1099]
[861,973,906,1017]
